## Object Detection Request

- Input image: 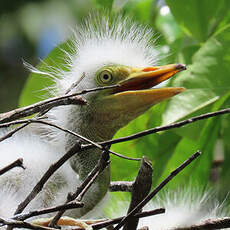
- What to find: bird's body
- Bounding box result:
[0,13,227,229]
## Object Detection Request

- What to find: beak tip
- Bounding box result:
[175,87,186,94]
[175,64,187,71]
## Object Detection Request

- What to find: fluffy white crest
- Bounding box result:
[45,13,159,95]
[26,13,160,143]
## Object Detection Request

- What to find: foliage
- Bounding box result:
[19,0,230,204]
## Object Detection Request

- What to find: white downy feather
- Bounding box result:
[106,189,229,229]
[0,129,79,219]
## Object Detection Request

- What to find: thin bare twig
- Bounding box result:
[113,150,201,230]
[14,142,82,215]
[0,209,165,230]
[0,96,86,124]
[96,108,230,147]
[0,84,119,146]
[37,72,86,117]
[49,150,110,227]
[74,208,165,230]
[13,201,84,221]
[76,151,110,202]
[124,157,153,230]
[138,227,149,230]
[174,216,230,229]
[0,158,25,176]
[109,181,134,192]
[108,149,141,161]
[65,72,86,94]
[0,118,140,161]
[0,84,119,124]
[0,217,55,230]
[0,123,29,142]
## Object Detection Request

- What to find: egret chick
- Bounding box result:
[2,13,221,230]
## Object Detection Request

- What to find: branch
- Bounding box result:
[174,217,230,229]
[0,158,25,176]
[0,217,55,230]
[13,201,84,221]
[0,123,29,142]
[48,150,110,227]
[124,157,153,230]
[0,118,140,161]
[0,84,119,124]
[113,150,201,230]
[138,227,149,230]
[0,96,86,124]
[65,72,86,94]
[14,142,82,215]
[109,181,134,192]
[75,208,165,230]
[95,108,230,147]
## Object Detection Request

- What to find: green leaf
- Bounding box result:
[166,0,230,42]
[110,103,165,181]
[19,41,71,107]
[157,92,229,189]
[156,7,182,44]
[163,25,230,125]
[157,116,220,189]
[218,94,230,194]
[151,131,181,185]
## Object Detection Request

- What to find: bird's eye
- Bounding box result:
[97,70,113,84]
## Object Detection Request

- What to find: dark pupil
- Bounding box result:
[103,74,110,80]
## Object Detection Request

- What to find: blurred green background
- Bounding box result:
[1,0,230,211]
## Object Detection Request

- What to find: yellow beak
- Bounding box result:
[108,63,186,109]
[97,63,186,127]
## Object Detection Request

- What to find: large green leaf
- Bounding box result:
[157,116,220,189]
[219,95,230,194]
[110,102,181,184]
[163,25,230,125]
[166,0,230,42]
[110,103,165,181]
[157,94,229,189]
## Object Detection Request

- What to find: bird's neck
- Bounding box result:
[65,105,117,176]
[62,105,117,216]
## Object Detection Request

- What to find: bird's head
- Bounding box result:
[52,14,186,140]
[89,63,185,126]
[66,63,185,140]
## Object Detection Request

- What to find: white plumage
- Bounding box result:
[111,188,227,229]
[0,13,228,229]
[0,129,78,219]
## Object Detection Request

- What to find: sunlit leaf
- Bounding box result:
[166,0,230,42]
[163,25,230,125]
[157,116,220,189]
[158,93,229,188]
[111,103,165,181]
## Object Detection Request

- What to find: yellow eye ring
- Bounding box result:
[98,70,113,84]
